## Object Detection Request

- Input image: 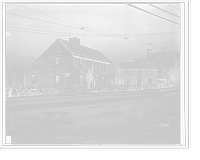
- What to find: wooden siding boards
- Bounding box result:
[71,56,111,88]
[24,38,111,88]
[115,62,158,85]
[24,39,73,87]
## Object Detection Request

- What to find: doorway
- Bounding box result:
[54,74,61,87]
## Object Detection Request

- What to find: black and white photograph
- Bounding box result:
[0,0,190,149]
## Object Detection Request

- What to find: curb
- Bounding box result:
[6,86,177,101]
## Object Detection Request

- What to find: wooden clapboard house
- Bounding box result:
[23,37,112,89]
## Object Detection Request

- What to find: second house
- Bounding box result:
[23,37,112,90]
[115,57,157,87]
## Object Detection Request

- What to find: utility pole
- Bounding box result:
[145,49,151,89]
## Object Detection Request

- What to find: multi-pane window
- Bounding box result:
[79,75,84,86]
[148,70,152,76]
[137,70,142,77]
[79,58,84,69]
[54,74,61,87]
[31,74,36,85]
[55,57,60,69]
[103,63,106,72]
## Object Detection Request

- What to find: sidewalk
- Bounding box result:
[6,86,177,101]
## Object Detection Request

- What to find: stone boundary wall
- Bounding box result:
[5,85,161,97]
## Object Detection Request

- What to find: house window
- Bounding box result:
[102,76,106,86]
[79,58,84,69]
[103,63,106,72]
[79,75,84,86]
[148,70,152,76]
[92,61,95,70]
[31,74,36,85]
[127,70,130,76]
[54,74,61,87]
[148,78,152,84]
[137,70,142,77]
[55,57,59,69]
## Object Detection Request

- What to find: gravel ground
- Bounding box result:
[6,93,180,145]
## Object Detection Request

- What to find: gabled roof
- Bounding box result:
[118,62,157,70]
[59,38,111,63]
[23,38,111,74]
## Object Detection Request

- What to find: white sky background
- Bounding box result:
[5,3,181,73]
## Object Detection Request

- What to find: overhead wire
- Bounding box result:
[6,12,150,45]
[127,4,180,25]
[149,4,180,17]
[17,5,84,28]
[6,25,180,38]
[6,12,81,30]
[168,4,181,10]
[7,5,180,52]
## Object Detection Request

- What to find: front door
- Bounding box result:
[54,74,61,87]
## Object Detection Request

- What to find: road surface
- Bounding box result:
[6,89,180,145]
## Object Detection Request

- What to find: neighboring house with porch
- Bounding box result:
[23,37,112,89]
[115,62,157,86]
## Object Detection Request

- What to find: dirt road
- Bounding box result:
[6,89,180,145]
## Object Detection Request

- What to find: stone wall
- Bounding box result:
[5,86,70,97]
[5,85,157,97]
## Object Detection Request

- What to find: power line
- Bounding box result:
[168,4,180,10]
[6,9,179,52]
[127,4,180,25]
[84,23,175,29]
[6,25,180,37]
[8,27,179,52]
[7,25,180,39]
[153,41,180,44]
[6,12,152,45]
[17,5,179,42]
[6,12,81,30]
[149,4,180,18]
[17,5,84,28]
[7,28,71,37]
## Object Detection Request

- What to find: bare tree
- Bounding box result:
[85,69,95,89]
[166,53,180,83]
[149,52,169,65]
[149,52,170,80]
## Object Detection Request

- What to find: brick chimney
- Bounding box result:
[69,37,80,45]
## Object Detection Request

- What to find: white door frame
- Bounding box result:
[54,74,61,87]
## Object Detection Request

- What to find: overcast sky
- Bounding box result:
[5,3,181,73]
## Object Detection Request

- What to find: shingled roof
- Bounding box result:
[59,38,111,63]
[118,62,157,70]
